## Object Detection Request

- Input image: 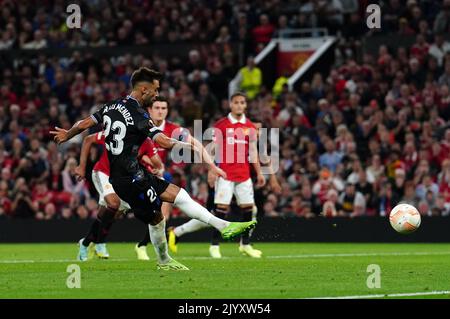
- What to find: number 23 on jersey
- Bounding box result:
[103,115,126,155]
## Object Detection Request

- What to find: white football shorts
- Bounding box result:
[91,170,131,212]
[214,177,254,206]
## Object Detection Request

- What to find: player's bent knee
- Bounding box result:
[105,194,121,211]
[149,211,164,226]
[160,184,181,203]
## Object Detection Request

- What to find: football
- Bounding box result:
[389,204,421,234]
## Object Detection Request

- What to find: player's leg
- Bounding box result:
[93,193,122,259]
[235,179,261,258]
[135,225,150,260]
[209,204,229,258]
[78,171,119,261]
[167,219,210,254]
[162,201,172,220]
[160,183,256,240]
[134,201,172,259]
[168,186,215,253]
[209,177,233,258]
[133,202,165,260]
[133,207,188,270]
[113,174,188,270]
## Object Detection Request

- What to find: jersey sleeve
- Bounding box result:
[90,104,106,125]
[212,122,222,143]
[139,138,158,157]
[136,117,163,141]
[94,131,105,145]
[248,121,258,142]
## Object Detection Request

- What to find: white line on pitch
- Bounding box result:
[308,290,450,299]
[1,251,450,264]
[266,251,450,259]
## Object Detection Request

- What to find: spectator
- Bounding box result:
[321,189,341,217]
[11,181,36,218]
[376,182,400,217]
[238,56,262,100]
[62,158,90,202]
[416,175,439,200]
[338,182,366,217]
[433,0,450,34]
[428,33,450,67]
[432,195,450,216]
[21,30,47,49]
[319,140,343,173]
[251,14,275,49]
[312,168,344,204]
[401,181,420,207]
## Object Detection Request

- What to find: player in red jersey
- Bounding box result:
[74,131,163,261]
[166,120,282,255]
[146,97,189,220]
[166,92,267,257]
[133,96,217,250]
[207,92,266,258]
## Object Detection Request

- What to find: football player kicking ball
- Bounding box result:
[51,67,256,270]
[133,96,222,257]
[74,130,163,261]
[167,92,266,258]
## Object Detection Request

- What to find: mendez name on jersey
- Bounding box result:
[91,96,162,182]
[101,103,135,126]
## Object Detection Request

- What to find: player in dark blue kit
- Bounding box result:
[51,67,256,270]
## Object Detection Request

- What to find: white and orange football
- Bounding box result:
[389,203,421,234]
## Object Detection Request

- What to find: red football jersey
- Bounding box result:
[93,132,110,175]
[139,136,159,172]
[213,114,257,182]
[153,120,188,164]
[93,132,158,175]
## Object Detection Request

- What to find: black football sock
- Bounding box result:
[97,220,114,243]
[96,206,117,243]
[82,219,101,246]
[138,228,151,247]
[211,207,227,245]
[240,207,253,245]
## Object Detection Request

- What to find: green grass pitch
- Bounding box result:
[0,242,449,299]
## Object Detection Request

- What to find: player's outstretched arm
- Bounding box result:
[249,140,266,188]
[50,116,97,144]
[140,153,165,177]
[153,132,184,150]
[188,135,226,179]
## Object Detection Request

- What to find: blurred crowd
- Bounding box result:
[1,0,450,220]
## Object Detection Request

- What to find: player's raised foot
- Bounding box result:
[209,245,222,258]
[167,227,178,254]
[77,238,89,261]
[157,258,189,271]
[95,243,110,259]
[220,221,257,241]
[135,244,150,261]
[239,245,262,258]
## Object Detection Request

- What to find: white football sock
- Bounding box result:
[173,188,229,231]
[174,219,210,237]
[149,219,170,264]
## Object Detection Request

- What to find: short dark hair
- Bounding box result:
[230,91,247,101]
[149,96,169,108]
[130,67,162,88]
